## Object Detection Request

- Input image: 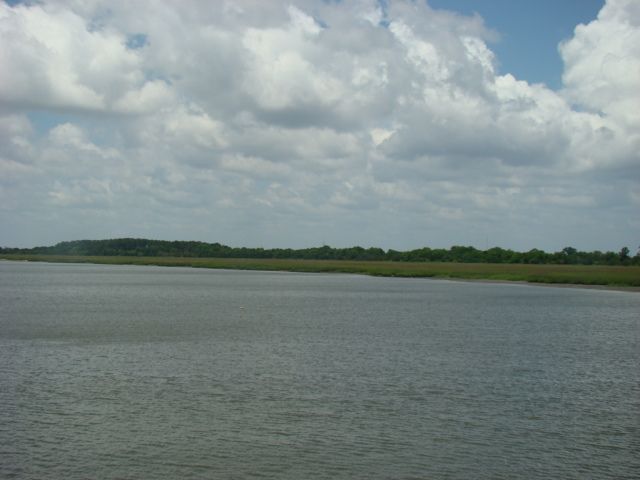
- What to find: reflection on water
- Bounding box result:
[1,261,639,479]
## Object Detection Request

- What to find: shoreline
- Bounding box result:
[2,255,639,293]
[439,276,640,293]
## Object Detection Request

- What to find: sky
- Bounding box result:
[0,0,638,252]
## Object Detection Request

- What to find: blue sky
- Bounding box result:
[429,0,605,88]
[0,0,638,251]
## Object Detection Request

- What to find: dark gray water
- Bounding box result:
[1,261,639,479]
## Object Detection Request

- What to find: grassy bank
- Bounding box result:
[2,254,639,288]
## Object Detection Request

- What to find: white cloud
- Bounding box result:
[560,0,640,127]
[0,0,638,250]
[163,106,227,149]
[219,154,292,178]
[112,80,176,114]
[0,2,170,113]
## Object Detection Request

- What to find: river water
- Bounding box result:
[1,261,638,479]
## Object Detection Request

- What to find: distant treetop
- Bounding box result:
[1,238,638,266]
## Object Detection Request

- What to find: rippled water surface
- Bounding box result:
[1,261,639,479]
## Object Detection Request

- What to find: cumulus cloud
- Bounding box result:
[560,0,640,124]
[0,0,638,250]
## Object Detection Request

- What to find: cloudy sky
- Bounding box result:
[1,0,638,251]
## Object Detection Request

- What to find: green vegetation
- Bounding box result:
[2,238,638,287]
[2,254,639,288]
[1,238,638,266]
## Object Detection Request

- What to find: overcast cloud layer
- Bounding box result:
[1,0,638,251]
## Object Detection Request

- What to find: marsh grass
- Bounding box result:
[2,254,639,287]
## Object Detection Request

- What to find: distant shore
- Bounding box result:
[440,276,640,293]
[2,254,639,291]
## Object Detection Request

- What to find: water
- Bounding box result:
[1,261,638,479]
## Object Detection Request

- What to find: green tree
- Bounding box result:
[619,246,630,265]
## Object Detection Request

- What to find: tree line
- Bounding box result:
[1,238,638,266]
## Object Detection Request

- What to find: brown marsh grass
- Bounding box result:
[2,254,639,288]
